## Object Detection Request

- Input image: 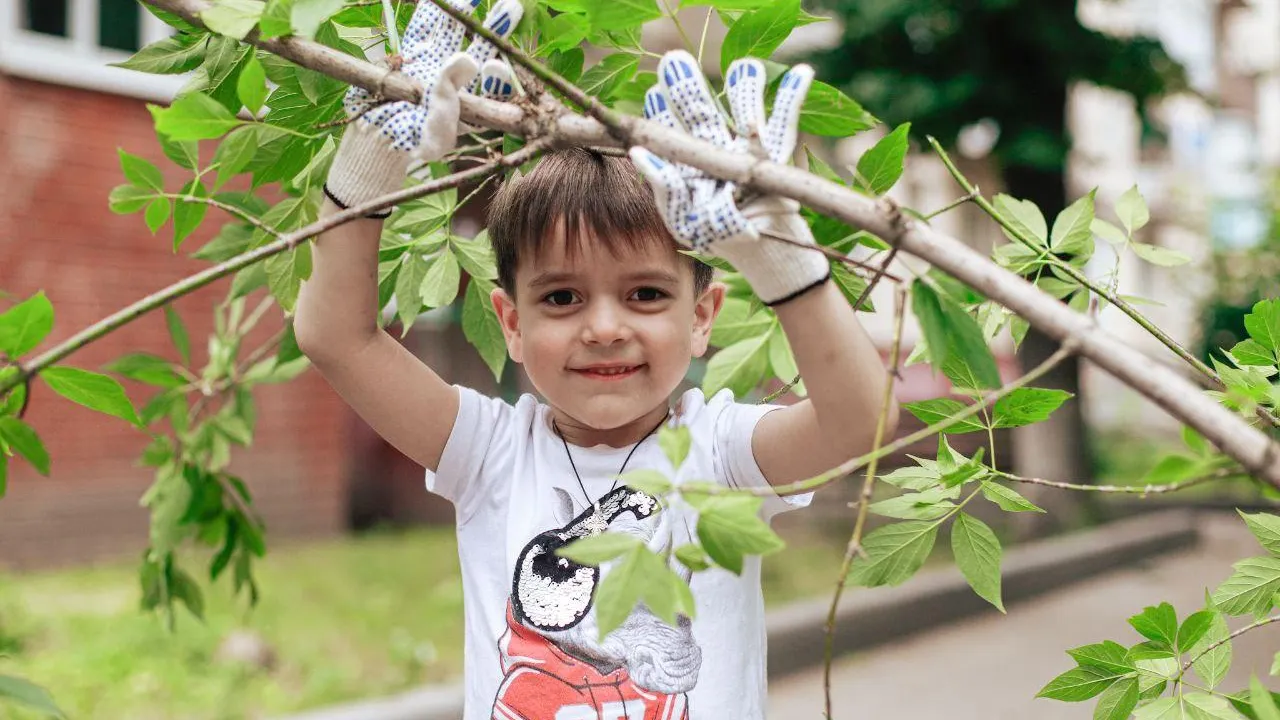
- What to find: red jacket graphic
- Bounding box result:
[492,602,690,720]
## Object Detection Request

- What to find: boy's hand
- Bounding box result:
[324,0,522,218]
[630,51,831,305]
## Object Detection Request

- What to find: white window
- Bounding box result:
[0,0,187,101]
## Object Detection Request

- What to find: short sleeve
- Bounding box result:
[426,385,517,523]
[711,390,813,519]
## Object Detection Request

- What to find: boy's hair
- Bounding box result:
[487,147,714,297]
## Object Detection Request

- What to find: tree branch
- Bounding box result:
[130,0,1280,489]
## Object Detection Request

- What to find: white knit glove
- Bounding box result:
[324,0,522,218]
[629,51,830,305]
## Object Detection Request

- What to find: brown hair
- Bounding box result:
[487,147,714,297]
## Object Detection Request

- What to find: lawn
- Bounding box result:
[0,522,852,720]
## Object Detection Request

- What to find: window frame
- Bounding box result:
[0,0,187,101]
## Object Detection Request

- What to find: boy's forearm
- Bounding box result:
[294,198,384,358]
[773,281,899,456]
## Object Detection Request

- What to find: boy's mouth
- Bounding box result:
[572,364,644,381]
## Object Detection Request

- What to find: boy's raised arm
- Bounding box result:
[630,51,898,488]
[293,0,522,472]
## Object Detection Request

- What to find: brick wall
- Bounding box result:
[0,76,352,569]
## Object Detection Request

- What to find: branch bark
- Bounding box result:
[128,0,1280,488]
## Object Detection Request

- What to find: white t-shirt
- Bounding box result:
[426,385,810,720]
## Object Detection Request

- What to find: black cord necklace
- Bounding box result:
[552,409,670,535]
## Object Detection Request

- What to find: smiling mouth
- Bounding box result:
[573,364,644,380]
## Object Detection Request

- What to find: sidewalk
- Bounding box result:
[767,513,1280,719]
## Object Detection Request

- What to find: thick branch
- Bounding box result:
[133,0,1280,488]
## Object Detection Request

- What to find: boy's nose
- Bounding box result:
[581,302,632,345]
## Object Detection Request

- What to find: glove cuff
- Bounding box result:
[714,209,831,306]
[324,122,412,218]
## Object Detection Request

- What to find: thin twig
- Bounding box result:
[823,285,907,720]
[1179,613,1280,679]
[757,229,904,282]
[995,466,1237,495]
[923,188,979,221]
[0,142,549,396]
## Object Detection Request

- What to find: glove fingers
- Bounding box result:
[629,147,689,245]
[466,0,522,78]
[657,50,733,150]
[405,0,479,67]
[476,60,515,100]
[763,64,813,165]
[416,52,477,160]
[725,59,767,142]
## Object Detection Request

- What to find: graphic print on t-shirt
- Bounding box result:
[491,486,702,720]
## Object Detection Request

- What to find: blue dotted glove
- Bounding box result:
[325,0,522,217]
[630,51,830,305]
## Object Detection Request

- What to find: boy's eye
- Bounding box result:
[631,287,668,302]
[542,290,579,307]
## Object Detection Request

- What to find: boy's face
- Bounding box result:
[491,228,723,443]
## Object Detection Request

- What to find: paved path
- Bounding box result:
[767,513,1280,719]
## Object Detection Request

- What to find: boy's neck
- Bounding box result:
[549,402,671,449]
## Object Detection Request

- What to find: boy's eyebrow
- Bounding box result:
[526,269,681,289]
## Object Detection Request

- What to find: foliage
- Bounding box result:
[0,0,1276,715]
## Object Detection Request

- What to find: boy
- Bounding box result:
[295,1,897,717]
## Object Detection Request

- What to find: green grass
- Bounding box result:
[0,522,855,720]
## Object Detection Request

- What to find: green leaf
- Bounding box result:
[675,543,711,571]
[201,0,264,39]
[145,198,172,233]
[265,244,312,313]
[1092,218,1129,246]
[0,291,54,358]
[848,521,938,587]
[237,53,267,114]
[1037,665,1125,702]
[154,92,242,140]
[0,417,50,475]
[696,494,784,574]
[1272,652,1280,677]
[112,33,208,75]
[1093,677,1140,720]
[710,298,773,346]
[902,398,987,434]
[557,532,643,565]
[938,292,1001,390]
[118,149,165,191]
[856,123,910,195]
[659,425,692,470]
[804,146,844,184]
[1190,605,1232,690]
[766,327,804,395]
[420,251,461,308]
[212,124,267,190]
[1069,641,1134,674]
[1244,300,1280,355]
[951,512,1003,612]
[1232,339,1276,367]
[104,352,186,387]
[291,0,345,38]
[702,333,770,397]
[1241,512,1280,557]
[981,480,1046,513]
[799,81,877,137]
[579,53,639,99]
[1213,556,1280,618]
[40,366,141,426]
[1116,185,1150,234]
[585,0,662,33]
[0,674,66,719]
[1251,677,1280,720]
[1179,610,1216,652]
[462,278,507,382]
[720,0,799,73]
[992,388,1072,428]
[164,306,191,367]
[258,0,293,38]
[1051,191,1095,256]
[619,469,672,497]
[1133,698,1180,720]
[451,232,498,281]
[173,179,208,250]
[1184,691,1246,719]
[1128,602,1178,648]
[912,281,950,372]
[109,184,154,213]
[1130,242,1191,267]
[593,545,646,637]
[545,47,585,85]
[868,489,955,521]
[993,194,1048,247]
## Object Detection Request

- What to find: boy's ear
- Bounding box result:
[490,287,524,363]
[691,281,726,358]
